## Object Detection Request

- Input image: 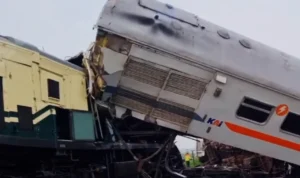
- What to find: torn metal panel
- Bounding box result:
[96,0,300,100]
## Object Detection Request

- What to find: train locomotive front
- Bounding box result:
[0,33,184,178]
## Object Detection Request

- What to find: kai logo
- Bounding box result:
[275,104,289,117]
[207,118,224,127]
[194,114,223,127]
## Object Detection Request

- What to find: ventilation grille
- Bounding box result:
[112,88,194,127]
[116,58,211,128]
[123,60,168,88]
[158,98,194,112]
[165,73,207,100]
[112,88,155,114]
[151,99,194,126]
[113,95,153,114]
[152,109,192,126]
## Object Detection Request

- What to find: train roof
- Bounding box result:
[0,35,83,71]
[96,0,300,99]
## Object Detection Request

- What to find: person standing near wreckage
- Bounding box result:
[185,152,191,168]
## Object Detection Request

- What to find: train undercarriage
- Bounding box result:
[1,102,299,178]
[0,101,185,178]
[0,144,183,178]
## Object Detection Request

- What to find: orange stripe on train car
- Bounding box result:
[225,122,300,151]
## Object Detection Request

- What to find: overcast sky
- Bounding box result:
[1,0,299,151]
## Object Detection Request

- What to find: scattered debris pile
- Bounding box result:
[198,140,285,176]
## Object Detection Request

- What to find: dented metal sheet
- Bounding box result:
[96,0,300,99]
[138,0,199,27]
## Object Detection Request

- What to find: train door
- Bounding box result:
[0,58,5,129]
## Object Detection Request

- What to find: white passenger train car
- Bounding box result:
[96,0,300,166]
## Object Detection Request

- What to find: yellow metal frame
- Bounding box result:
[0,39,88,124]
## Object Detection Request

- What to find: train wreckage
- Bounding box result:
[0,0,300,177]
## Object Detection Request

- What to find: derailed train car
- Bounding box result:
[94,0,300,176]
[1,0,300,177]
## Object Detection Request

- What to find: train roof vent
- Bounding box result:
[239,39,252,49]
[138,0,199,27]
[217,30,230,39]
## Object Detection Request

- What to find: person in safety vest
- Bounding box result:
[184,152,191,167]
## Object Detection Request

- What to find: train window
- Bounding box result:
[47,79,60,99]
[236,97,274,123]
[281,112,300,136]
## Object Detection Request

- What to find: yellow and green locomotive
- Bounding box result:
[0,35,183,178]
[0,35,91,143]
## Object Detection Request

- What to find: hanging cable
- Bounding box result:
[164,134,186,178]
